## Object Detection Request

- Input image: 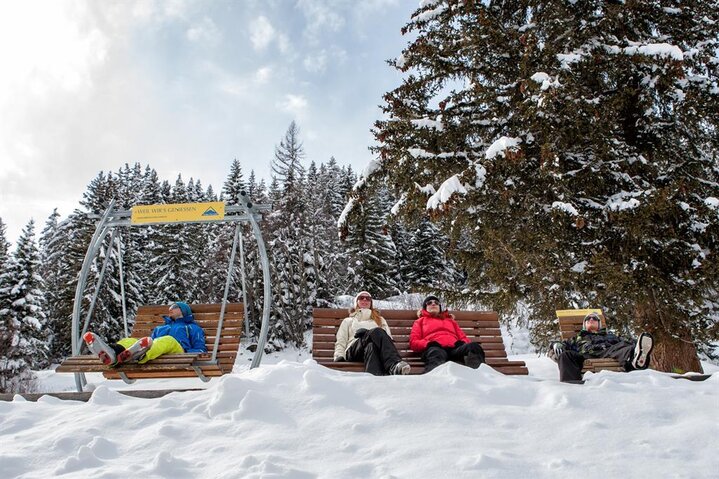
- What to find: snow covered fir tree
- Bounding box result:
[0,220,48,392]
[346,0,719,372]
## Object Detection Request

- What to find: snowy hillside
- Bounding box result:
[1,352,717,478]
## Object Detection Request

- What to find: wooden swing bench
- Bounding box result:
[312,308,529,375]
[56,303,243,382]
[556,308,623,373]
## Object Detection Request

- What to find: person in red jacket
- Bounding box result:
[410,295,486,372]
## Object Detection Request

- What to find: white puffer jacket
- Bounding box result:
[333,309,392,361]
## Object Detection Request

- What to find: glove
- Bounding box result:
[354,328,368,338]
[548,342,564,361]
[455,340,466,347]
[334,356,346,362]
[426,341,441,349]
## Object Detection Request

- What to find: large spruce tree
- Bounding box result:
[0,220,49,379]
[266,122,314,348]
[360,1,719,371]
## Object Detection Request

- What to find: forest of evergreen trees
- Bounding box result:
[0,122,459,392]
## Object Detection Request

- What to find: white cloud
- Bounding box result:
[255,66,273,83]
[250,16,276,51]
[277,94,309,116]
[297,0,346,43]
[187,17,221,46]
[0,2,107,98]
[303,51,328,73]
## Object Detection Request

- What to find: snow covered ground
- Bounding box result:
[2,343,717,478]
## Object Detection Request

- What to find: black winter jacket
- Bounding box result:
[564,328,627,357]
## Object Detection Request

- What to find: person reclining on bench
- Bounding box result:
[333,291,411,375]
[409,295,486,373]
[83,301,207,366]
[549,312,654,383]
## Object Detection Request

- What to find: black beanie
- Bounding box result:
[422,295,442,312]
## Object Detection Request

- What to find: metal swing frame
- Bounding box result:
[69,193,272,392]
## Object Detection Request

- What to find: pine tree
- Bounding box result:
[404,215,455,290]
[222,159,246,204]
[148,175,197,304]
[0,218,9,273]
[363,1,719,371]
[344,185,401,298]
[39,209,64,361]
[79,172,134,343]
[0,217,38,391]
[264,122,313,348]
[0,220,48,384]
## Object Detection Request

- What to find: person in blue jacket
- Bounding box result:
[84,301,207,365]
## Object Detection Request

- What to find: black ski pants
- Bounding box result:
[558,341,636,382]
[422,342,485,373]
[345,328,402,376]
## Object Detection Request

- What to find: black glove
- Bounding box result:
[426,341,441,349]
[334,356,346,362]
[354,328,368,338]
[455,340,466,347]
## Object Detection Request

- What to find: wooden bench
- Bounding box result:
[556,308,623,373]
[312,308,528,375]
[56,303,243,381]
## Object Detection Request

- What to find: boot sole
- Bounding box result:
[633,333,654,369]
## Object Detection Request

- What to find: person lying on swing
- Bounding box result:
[83,301,207,365]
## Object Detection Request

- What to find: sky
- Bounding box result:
[0,0,420,245]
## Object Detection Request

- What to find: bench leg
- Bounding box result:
[117,372,136,385]
[192,366,211,382]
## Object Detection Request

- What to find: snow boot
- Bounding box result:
[631,332,654,369]
[83,332,116,366]
[390,360,411,375]
[465,352,483,369]
[116,337,153,364]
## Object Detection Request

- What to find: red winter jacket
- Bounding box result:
[410,310,471,352]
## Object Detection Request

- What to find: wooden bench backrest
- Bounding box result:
[556,308,606,341]
[131,303,244,373]
[312,308,508,361]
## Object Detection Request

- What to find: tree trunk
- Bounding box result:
[634,301,703,374]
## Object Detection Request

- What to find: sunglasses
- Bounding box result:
[426,300,440,306]
[357,296,372,301]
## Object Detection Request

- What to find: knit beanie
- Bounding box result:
[422,295,443,313]
[354,291,373,309]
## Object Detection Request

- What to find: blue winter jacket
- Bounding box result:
[152,313,207,353]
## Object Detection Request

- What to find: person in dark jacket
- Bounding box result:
[84,301,207,365]
[409,295,485,373]
[549,312,654,382]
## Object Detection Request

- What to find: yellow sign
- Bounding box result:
[131,201,225,225]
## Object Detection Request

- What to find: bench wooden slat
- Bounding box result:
[316,360,529,375]
[103,368,224,380]
[137,303,244,314]
[312,308,527,375]
[57,303,243,379]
